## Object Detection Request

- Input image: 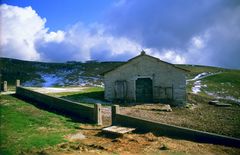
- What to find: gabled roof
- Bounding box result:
[101,51,189,75]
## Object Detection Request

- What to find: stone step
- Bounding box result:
[102,126,135,135]
[209,100,232,107]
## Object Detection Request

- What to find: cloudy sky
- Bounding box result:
[0,0,240,68]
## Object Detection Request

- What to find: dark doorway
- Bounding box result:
[136,78,153,103]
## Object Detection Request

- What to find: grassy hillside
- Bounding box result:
[201,70,240,99]
[1,57,240,103]
[0,57,228,85]
[176,64,227,78]
[0,57,123,87]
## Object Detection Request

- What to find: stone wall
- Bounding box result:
[111,105,240,148]
[16,86,102,125]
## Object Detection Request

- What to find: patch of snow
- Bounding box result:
[23,68,103,87]
[22,79,41,87]
[187,72,222,82]
[224,96,240,103]
[192,80,202,94]
[41,74,62,87]
[77,76,103,87]
[95,82,104,88]
[202,84,207,88]
[205,91,240,104]
[191,72,208,81]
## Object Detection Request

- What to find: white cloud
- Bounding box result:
[145,48,186,64]
[0,4,45,60]
[0,4,189,65]
[106,0,240,68]
[0,4,143,62]
[44,31,65,43]
[35,22,143,62]
[191,36,205,49]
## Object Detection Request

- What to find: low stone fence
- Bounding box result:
[16,86,102,125]
[112,105,240,148]
[0,79,20,92]
[0,81,8,92]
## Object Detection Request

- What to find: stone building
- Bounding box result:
[103,51,188,106]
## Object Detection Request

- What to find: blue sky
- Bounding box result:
[1,0,114,30]
[1,0,240,68]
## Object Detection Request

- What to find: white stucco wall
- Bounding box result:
[104,54,186,106]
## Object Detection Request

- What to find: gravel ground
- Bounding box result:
[120,102,240,138]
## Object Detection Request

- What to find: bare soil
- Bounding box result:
[25,124,240,155]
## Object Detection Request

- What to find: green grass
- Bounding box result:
[0,94,79,155]
[49,87,107,107]
[181,64,240,103]
[201,70,240,99]
[176,64,227,79]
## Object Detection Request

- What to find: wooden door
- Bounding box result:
[115,80,127,100]
[136,78,153,103]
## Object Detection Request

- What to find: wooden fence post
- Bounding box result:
[94,103,102,125]
[16,79,20,87]
[112,105,120,125]
[3,81,7,92]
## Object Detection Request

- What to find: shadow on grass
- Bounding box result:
[12,94,93,124]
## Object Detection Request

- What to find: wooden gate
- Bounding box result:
[136,78,153,103]
[114,80,127,101]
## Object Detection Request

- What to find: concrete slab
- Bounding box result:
[209,100,219,105]
[102,126,135,135]
[209,100,231,107]
[215,103,232,107]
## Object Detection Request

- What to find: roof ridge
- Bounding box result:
[101,52,189,75]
